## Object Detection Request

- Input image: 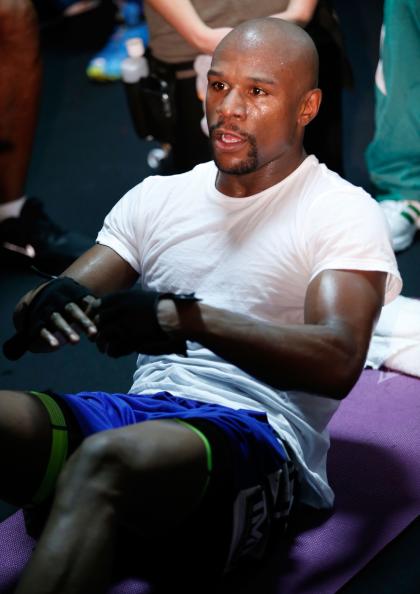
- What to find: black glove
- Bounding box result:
[93,287,198,358]
[3,277,93,360]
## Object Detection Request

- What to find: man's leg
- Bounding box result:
[0,0,93,273]
[0,390,52,505]
[15,419,209,594]
[365,0,420,204]
[0,0,41,204]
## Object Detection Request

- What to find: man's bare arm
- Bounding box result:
[58,244,139,294]
[158,269,387,399]
[19,244,137,300]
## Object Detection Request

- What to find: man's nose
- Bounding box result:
[217,88,246,119]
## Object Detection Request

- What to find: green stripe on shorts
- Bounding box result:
[29,391,69,505]
[173,418,213,502]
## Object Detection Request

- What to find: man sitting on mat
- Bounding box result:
[1,17,401,594]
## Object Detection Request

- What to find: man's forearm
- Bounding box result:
[157,299,363,399]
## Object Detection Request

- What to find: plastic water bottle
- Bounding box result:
[121,37,149,83]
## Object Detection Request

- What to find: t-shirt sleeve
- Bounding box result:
[303,189,402,304]
[96,181,146,274]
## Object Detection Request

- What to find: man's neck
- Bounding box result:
[215,150,308,198]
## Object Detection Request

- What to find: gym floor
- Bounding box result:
[1,0,420,591]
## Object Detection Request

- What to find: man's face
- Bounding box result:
[206,43,303,176]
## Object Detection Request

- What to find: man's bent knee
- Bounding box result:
[55,431,125,505]
[54,420,209,525]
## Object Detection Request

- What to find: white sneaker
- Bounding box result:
[379,200,420,252]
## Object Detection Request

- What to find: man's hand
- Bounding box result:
[92,287,197,358]
[3,277,98,360]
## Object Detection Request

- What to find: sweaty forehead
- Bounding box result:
[212,42,284,77]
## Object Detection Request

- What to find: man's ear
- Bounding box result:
[298,88,322,127]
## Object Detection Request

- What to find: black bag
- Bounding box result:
[124,72,177,145]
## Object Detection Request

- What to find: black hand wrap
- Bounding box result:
[94,287,199,358]
[3,277,92,361]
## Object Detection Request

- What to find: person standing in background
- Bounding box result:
[365,0,420,253]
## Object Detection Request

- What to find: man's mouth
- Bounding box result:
[213,129,248,151]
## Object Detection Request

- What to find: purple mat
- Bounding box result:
[1,369,420,594]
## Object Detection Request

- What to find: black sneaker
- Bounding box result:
[0,197,93,275]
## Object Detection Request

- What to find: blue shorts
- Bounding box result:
[36,390,296,574]
[61,390,286,472]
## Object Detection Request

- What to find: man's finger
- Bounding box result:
[83,295,101,310]
[64,302,98,336]
[50,311,80,343]
[39,327,60,348]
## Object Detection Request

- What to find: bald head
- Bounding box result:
[214,18,319,90]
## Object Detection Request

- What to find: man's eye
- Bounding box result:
[251,87,266,96]
[211,81,226,91]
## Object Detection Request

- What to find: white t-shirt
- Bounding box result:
[97,156,401,508]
